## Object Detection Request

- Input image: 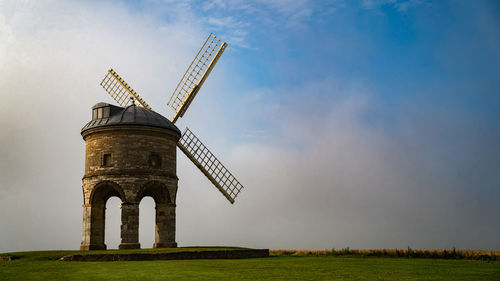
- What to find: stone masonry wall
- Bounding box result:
[80,125,180,250]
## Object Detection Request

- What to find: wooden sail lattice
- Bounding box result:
[101,68,153,110]
[99,34,244,203]
[167,33,227,123]
[177,127,243,204]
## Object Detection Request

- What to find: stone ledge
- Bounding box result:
[59,249,269,261]
[0,256,19,261]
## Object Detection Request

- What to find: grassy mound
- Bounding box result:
[1,247,248,261]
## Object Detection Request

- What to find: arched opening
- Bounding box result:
[87,181,125,250]
[105,196,121,249]
[139,196,156,248]
[137,181,176,248]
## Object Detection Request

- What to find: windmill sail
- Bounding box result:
[101,68,153,110]
[167,33,227,123]
[177,127,243,204]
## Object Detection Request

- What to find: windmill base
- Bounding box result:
[154,242,177,248]
[80,244,107,251]
[60,249,270,261]
[119,243,141,250]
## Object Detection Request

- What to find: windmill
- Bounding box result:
[98,33,243,204]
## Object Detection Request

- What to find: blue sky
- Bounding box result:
[0,0,499,251]
[157,0,500,142]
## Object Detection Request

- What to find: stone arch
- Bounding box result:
[137,181,171,204]
[86,181,125,250]
[137,181,176,248]
[90,180,126,204]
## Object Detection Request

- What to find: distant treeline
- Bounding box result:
[270,248,499,261]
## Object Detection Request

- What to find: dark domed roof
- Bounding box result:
[81,103,181,135]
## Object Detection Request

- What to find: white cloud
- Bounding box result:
[0,15,14,61]
[199,0,330,47]
[205,16,250,47]
[361,0,423,12]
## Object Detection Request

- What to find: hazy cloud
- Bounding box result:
[204,79,500,250]
[0,0,206,251]
[200,0,335,47]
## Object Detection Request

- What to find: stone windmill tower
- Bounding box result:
[80,34,244,250]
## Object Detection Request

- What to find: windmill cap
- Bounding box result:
[81,102,181,136]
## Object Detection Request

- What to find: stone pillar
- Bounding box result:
[154,203,177,248]
[119,202,140,249]
[81,203,106,250]
[80,204,92,250]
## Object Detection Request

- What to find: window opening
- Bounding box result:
[149,153,162,168]
[103,153,112,167]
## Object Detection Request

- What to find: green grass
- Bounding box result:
[1,249,499,280]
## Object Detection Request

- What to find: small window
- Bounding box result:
[103,106,110,118]
[97,107,103,119]
[92,109,97,120]
[102,153,112,167]
[149,153,162,168]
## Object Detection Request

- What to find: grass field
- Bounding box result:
[1,248,499,280]
[271,248,499,260]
